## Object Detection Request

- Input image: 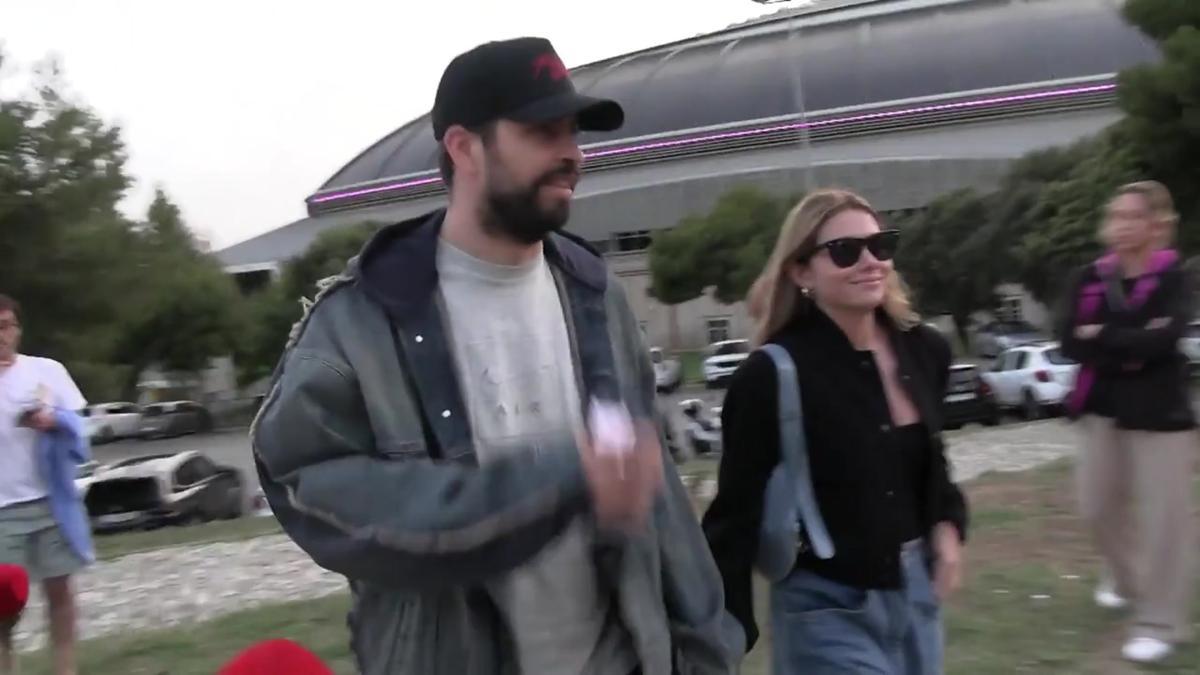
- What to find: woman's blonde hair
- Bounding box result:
[752,188,919,345]
[1114,180,1179,248]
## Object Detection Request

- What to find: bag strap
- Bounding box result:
[759,344,835,560]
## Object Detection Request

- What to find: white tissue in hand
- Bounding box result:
[589,399,635,456]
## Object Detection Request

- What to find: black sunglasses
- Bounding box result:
[799,229,901,269]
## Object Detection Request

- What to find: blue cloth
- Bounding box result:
[769,540,943,674]
[34,408,95,564]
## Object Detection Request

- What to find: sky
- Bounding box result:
[1,0,785,250]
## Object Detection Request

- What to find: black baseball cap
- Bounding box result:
[432,37,624,141]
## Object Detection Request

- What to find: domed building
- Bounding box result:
[218,0,1157,349]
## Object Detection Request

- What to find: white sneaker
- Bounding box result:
[1094,584,1129,610]
[1122,637,1173,663]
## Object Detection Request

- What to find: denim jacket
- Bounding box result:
[251,210,742,675]
[37,408,94,564]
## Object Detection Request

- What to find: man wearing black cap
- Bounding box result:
[253,38,741,675]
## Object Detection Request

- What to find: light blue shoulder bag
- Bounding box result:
[755,344,835,583]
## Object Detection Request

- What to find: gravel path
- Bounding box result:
[13,418,1079,652]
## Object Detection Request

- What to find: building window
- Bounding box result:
[706,317,732,344]
[614,230,653,252]
[232,269,274,296]
[996,296,1023,321]
[589,238,613,254]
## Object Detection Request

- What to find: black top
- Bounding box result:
[702,308,968,651]
[1059,260,1196,431]
[893,423,932,543]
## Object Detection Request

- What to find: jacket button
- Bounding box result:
[441,410,452,418]
[415,335,424,343]
[880,424,891,432]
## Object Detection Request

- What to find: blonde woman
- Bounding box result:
[1059,181,1196,664]
[703,189,967,674]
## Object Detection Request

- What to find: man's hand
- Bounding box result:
[1074,324,1103,340]
[932,521,963,601]
[579,420,664,533]
[18,407,55,432]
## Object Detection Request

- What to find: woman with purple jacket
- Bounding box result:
[1058,181,1197,665]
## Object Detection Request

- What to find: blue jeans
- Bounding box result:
[769,540,943,674]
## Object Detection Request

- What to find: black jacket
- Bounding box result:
[702,308,968,650]
[1058,258,1196,432]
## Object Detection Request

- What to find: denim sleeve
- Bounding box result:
[253,345,591,591]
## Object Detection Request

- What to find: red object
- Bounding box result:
[0,564,29,619]
[531,52,569,81]
[1035,370,1051,383]
[218,639,333,675]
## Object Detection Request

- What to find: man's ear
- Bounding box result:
[443,125,482,182]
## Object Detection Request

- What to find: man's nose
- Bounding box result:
[563,138,584,167]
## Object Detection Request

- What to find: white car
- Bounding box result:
[82,402,143,444]
[76,451,245,532]
[650,347,683,392]
[1180,320,1200,375]
[982,342,1079,419]
[703,339,751,388]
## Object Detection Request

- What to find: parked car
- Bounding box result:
[81,402,142,444]
[75,451,245,533]
[703,339,751,388]
[650,347,683,393]
[655,397,686,462]
[973,320,1046,358]
[679,399,722,456]
[941,363,1000,430]
[1181,319,1200,376]
[981,342,1079,419]
[137,400,214,439]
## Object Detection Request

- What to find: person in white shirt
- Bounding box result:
[0,294,88,675]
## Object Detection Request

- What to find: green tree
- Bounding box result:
[1015,129,1142,305]
[895,189,998,345]
[0,53,251,400]
[1119,0,1200,249]
[113,191,242,392]
[144,186,197,252]
[116,264,242,375]
[648,186,788,305]
[0,54,135,398]
[235,221,383,384]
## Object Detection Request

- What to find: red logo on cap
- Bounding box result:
[532,53,568,81]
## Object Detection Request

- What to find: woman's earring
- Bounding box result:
[800,287,812,298]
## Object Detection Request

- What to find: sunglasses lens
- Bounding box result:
[868,230,900,262]
[826,240,866,268]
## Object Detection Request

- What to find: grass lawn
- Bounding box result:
[677,350,705,385]
[19,595,354,675]
[20,460,1199,673]
[94,516,282,561]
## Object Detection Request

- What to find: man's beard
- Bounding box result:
[481,164,578,245]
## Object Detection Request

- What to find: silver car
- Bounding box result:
[650,347,683,393]
[1181,320,1200,376]
[973,320,1045,359]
